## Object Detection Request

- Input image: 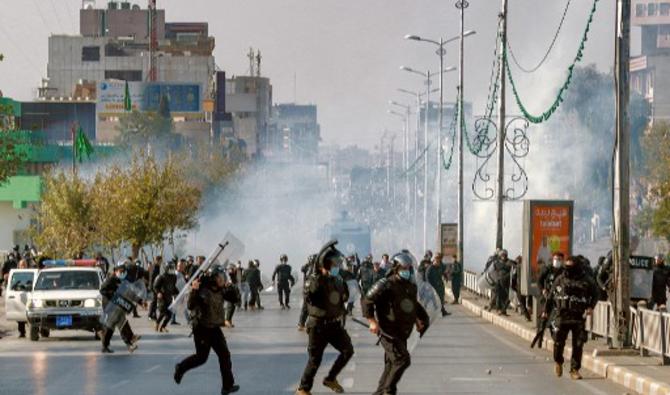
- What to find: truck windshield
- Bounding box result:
[34,271,100,291]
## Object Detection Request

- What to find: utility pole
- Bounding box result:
[457,0,468,264]
[612,0,631,349]
[495,0,508,250]
[424,71,431,253]
[436,38,445,253]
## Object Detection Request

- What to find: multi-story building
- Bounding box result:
[631,0,670,122]
[225,75,272,158]
[265,104,320,162]
[41,1,216,142]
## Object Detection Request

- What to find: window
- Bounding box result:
[660,2,670,15]
[104,70,142,81]
[648,2,657,16]
[81,46,100,62]
[10,272,34,291]
[34,271,100,291]
[637,3,646,16]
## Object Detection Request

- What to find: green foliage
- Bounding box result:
[0,103,28,184]
[34,172,96,258]
[116,110,178,149]
[34,151,201,258]
[642,122,670,242]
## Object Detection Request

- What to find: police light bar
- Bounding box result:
[42,259,97,267]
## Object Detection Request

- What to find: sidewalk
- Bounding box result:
[456,289,670,395]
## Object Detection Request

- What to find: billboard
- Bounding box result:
[144,83,201,113]
[521,200,574,295]
[97,80,144,114]
[97,81,201,115]
[440,223,458,260]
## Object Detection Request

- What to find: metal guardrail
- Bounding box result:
[632,307,670,365]
[463,270,492,299]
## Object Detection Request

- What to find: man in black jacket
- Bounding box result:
[148,256,163,320]
[363,252,430,395]
[543,256,598,380]
[273,254,295,309]
[296,241,353,395]
[99,263,140,353]
[650,254,669,311]
[153,261,178,332]
[174,266,241,395]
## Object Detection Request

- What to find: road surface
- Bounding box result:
[0,289,628,395]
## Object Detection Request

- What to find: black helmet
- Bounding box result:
[280,254,288,262]
[317,240,344,270]
[209,265,226,278]
[391,251,416,271]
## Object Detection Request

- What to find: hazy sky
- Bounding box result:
[0,0,636,148]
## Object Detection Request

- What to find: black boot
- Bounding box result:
[221,384,240,394]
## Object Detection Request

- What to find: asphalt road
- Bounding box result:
[0,289,629,395]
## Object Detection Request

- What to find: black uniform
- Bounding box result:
[297,272,354,392]
[148,261,162,320]
[363,276,430,395]
[153,271,178,331]
[246,265,263,309]
[298,261,315,328]
[426,263,448,314]
[494,257,512,314]
[272,263,295,308]
[358,259,375,295]
[175,279,241,392]
[99,276,135,349]
[650,264,670,309]
[545,266,598,372]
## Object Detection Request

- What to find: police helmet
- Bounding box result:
[209,265,226,278]
[280,254,288,262]
[317,240,344,270]
[391,251,416,271]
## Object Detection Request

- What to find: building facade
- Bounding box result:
[265,104,320,162]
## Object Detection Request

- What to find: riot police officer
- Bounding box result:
[174,266,241,395]
[543,256,598,380]
[363,252,430,395]
[273,254,295,309]
[298,254,317,331]
[296,241,354,395]
[99,262,140,353]
[153,261,178,332]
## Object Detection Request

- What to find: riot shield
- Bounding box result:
[169,232,245,312]
[100,280,147,330]
[477,263,499,291]
[408,276,442,353]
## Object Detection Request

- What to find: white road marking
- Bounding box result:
[144,364,161,373]
[110,379,130,389]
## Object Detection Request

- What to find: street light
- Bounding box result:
[405,28,475,259]
[400,65,456,253]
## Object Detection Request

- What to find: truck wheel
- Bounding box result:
[29,326,40,342]
[40,328,50,338]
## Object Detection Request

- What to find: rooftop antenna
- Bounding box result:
[256,50,262,77]
[247,47,255,76]
[148,0,158,81]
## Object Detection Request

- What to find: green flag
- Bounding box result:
[75,127,94,163]
[123,81,132,112]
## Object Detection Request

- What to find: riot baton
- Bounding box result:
[351,317,394,342]
[169,240,230,312]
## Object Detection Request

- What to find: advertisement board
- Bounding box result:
[97,81,201,115]
[521,200,574,295]
[439,223,458,260]
[97,80,144,114]
[144,83,201,113]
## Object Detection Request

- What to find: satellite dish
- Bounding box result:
[132,4,140,10]
[82,0,96,10]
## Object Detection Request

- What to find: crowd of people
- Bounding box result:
[480,248,670,380]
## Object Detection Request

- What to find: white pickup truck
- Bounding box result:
[5,263,105,341]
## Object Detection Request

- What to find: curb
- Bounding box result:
[459,296,670,395]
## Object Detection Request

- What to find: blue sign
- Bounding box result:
[143,84,201,113]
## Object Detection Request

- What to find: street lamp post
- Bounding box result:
[400,66,456,253]
[456,0,471,266]
[389,103,412,222]
[405,32,472,254]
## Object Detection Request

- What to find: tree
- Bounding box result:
[642,121,670,241]
[33,171,96,258]
[116,109,178,150]
[0,132,26,185]
[97,151,201,258]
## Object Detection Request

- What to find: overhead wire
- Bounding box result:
[507,0,572,73]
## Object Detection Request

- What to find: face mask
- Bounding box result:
[565,265,578,275]
[118,272,127,280]
[330,267,340,277]
[398,270,411,280]
[552,259,562,269]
